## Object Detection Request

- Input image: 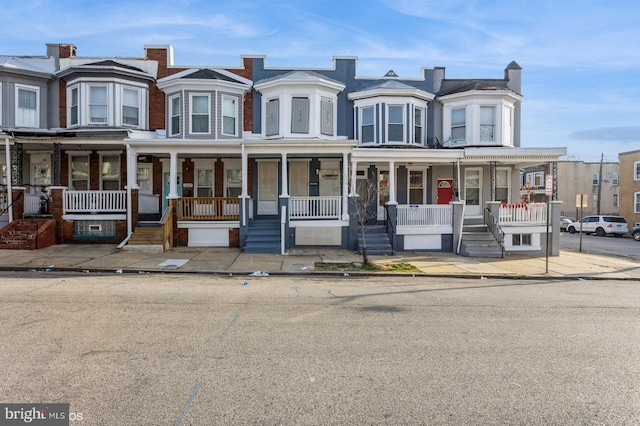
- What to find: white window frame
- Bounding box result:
[99,152,121,191]
[612,172,619,186]
[122,86,141,128]
[451,107,466,142]
[69,153,90,191]
[15,84,40,128]
[480,106,495,142]
[189,93,210,134]
[265,98,280,137]
[635,192,640,213]
[320,97,334,137]
[525,171,544,187]
[195,167,214,197]
[223,159,242,198]
[407,168,425,204]
[136,164,153,194]
[592,173,599,186]
[360,106,375,144]
[414,106,423,144]
[88,84,109,125]
[69,85,79,127]
[634,162,640,181]
[496,167,511,203]
[169,94,181,136]
[387,104,405,143]
[291,96,310,134]
[221,95,238,137]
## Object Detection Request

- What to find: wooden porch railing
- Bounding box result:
[289,196,341,220]
[63,190,127,213]
[161,204,174,252]
[396,204,453,227]
[498,202,546,226]
[177,197,240,220]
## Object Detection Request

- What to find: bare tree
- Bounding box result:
[352,179,378,266]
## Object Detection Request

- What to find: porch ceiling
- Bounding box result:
[351,147,464,163]
[461,147,567,165]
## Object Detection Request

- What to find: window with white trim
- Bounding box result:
[169,95,180,136]
[592,173,599,186]
[70,154,89,190]
[496,168,510,202]
[512,234,532,246]
[613,193,619,208]
[122,88,139,126]
[525,171,544,187]
[635,192,640,213]
[321,97,334,136]
[224,159,242,197]
[136,164,152,193]
[16,84,39,127]
[480,106,495,142]
[451,107,465,142]
[196,169,213,197]
[414,107,423,144]
[361,106,375,143]
[612,172,618,185]
[291,97,309,133]
[387,105,404,142]
[70,86,79,126]
[222,96,237,136]
[634,162,640,180]
[89,85,108,124]
[101,154,121,190]
[265,98,279,136]
[190,94,210,134]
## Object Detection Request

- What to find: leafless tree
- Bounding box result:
[352,179,378,266]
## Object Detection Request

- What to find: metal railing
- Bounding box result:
[289,196,341,220]
[484,207,505,258]
[178,197,240,221]
[63,190,127,213]
[396,204,453,227]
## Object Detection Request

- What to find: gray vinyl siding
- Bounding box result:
[0,76,50,129]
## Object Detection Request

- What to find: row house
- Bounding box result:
[0,43,566,256]
[618,149,640,228]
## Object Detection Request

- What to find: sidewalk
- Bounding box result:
[0,244,639,280]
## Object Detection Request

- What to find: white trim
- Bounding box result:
[99,152,121,190]
[63,214,126,220]
[168,93,181,136]
[221,94,239,136]
[0,82,3,126]
[193,159,215,197]
[15,83,40,128]
[189,93,211,135]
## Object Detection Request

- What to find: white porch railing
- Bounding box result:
[24,194,42,215]
[498,202,546,226]
[63,190,127,213]
[397,204,453,227]
[289,196,342,220]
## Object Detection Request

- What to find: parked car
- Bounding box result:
[560,216,576,232]
[567,215,628,237]
[632,224,640,241]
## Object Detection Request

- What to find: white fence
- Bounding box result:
[64,190,127,213]
[397,205,453,227]
[289,196,341,220]
[498,203,546,225]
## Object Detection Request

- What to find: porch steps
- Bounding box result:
[244,219,281,254]
[0,219,56,250]
[357,225,393,256]
[125,224,163,252]
[460,225,503,258]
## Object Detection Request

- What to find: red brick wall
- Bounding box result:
[145,47,187,131]
[59,80,67,128]
[152,156,162,197]
[229,228,239,247]
[11,189,25,220]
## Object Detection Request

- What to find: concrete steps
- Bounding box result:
[124,223,164,252]
[460,225,503,258]
[357,225,393,256]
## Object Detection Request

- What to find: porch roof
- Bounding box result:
[351,147,464,163]
[461,147,567,165]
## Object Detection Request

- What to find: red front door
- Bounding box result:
[437,179,453,204]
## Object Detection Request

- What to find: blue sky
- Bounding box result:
[2,0,639,162]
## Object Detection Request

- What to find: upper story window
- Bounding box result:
[612,172,619,185]
[451,108,466,142]
[0,83,3,126]
[480,106,495,142]
[89,85,108,124]
[414,107,423,144]
[70,87,79,126]
[266,98,279,136]
[169,95,180,136]
[634,162,640,180]
[222,96,238,136]
[387,105,404,143]
[291,97,310,134]
[122,88,139,126]
[592,173,599,186]
[190,94,210,134]
[15,84,39,128]
[321,98,334,136]
[361,106,375,143]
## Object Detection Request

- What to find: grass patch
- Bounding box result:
[378,262,422,273]
[314,261,420,273]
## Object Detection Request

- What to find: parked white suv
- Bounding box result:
[567,215,628,237]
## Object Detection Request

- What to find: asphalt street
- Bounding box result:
[0,273,639,425]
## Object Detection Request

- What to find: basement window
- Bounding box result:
[512,234,532,246]
[73,220,115,240]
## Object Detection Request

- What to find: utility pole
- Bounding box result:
[597,153,603,215]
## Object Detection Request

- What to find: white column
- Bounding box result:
[388,160,397,204]
[168,152,178,198]
[241,144,248,197]
[125,144,133,237]
[280,152,288,197]
[4,136,12,222]
[342,152,349,219]
[350,160,358,196]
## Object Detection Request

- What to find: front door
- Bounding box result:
[163,172,182,211]
[437,179,453,204]
[377,170,389,221]
[30,153,51,193]
[257,160,278,215]
[464,168,482,217]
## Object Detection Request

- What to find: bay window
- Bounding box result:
[190,94,210,134]
[321,97,334,136]
[265,98,280,136]
[291,97,310,133]
[414,107,423,144]
[70,87,79,126]
[222,96,237,136]
[451,107,466,142]
[89,86,108,124]
[387,105,404,142]
[480,106,495,142]
[169,95,180,136]
[361,106,375,143]
[122,88,139,126]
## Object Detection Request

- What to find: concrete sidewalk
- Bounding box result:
[0,244,638,280]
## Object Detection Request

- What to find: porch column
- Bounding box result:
[4,136,12,222]
[280,153,288,197]
[490,161,497,201]
[552,161,558,201]
[342,152,349,220]
[168,152,178,198]
[241,144,248,197]
[388,161,396,204]
[350,160,358,196]
[52,143,61,186]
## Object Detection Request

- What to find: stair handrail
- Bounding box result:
[484,207,505,258]
[383,204,396,255]
[160,204,174,252]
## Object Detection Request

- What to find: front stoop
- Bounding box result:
[460,226,503,258]
[244,219,281,254]
[357,225,393,256]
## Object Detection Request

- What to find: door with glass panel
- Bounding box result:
[464,168,482,217]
